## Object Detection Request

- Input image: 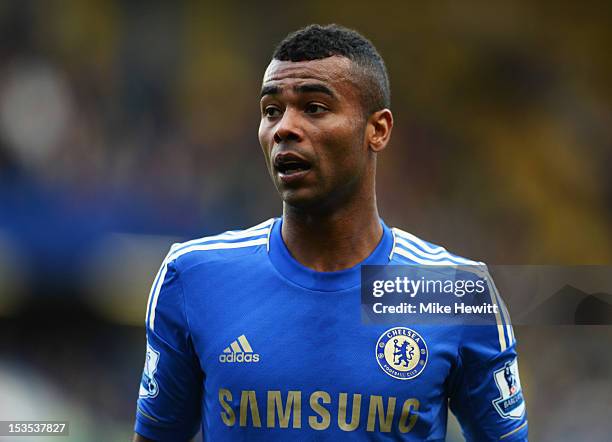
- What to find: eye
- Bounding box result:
[305,103,328,114]
[263,105,282,118]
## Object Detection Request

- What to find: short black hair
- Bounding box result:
[272,24,390,116]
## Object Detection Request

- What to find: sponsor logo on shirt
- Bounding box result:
[218,388,420,433]
[492,358,525,419]
[219,334,260,363]
[376,327,428,380]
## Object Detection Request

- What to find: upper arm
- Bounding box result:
[134,257,203,442]
[449,271,528,441]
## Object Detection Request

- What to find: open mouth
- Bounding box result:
[274,153,312,176]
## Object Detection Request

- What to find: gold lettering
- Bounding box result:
[239,390,261,427]
[219,388,235,426]
[266,391,302,428]
[338,393,361,431]
[366,395,396,432]
[308,391,331,430]
[398,398,419,433]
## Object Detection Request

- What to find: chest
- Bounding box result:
[185,270,459,403]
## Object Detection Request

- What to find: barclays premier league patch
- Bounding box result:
[139,342,160,398]
[492,358,525,419]
[376,327,428,380]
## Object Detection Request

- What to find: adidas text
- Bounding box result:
[219,353,260,363]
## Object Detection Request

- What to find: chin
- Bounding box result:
[280,189,324,211]
[281,191,343,216]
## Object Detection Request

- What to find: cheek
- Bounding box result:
[258,122,272,161]
[327,119,366,160]
[257,121,266,148]
[317,127,364,180]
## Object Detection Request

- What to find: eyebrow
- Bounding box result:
[260,85,280,98]
[295,83,335,97]
[260,83,336,99]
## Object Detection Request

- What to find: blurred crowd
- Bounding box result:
[0,1,610,440]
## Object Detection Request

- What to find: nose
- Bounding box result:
[273,108,302,144]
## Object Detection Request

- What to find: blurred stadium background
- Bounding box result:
[0,1,611,440]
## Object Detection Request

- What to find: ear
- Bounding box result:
[366,109,393,152]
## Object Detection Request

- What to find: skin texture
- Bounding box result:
[259,56,393,271]
[133,55,393,441]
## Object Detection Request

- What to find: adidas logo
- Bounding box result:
[219,334,260,363]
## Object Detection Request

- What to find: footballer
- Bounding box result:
[133,24,527,441]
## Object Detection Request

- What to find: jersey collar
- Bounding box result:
[267,217,393,292]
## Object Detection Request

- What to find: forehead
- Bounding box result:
[262,56,357,93]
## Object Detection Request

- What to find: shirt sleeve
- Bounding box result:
[134,255,203,442]
[449,270,528,441]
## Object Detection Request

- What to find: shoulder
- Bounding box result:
[165,218,276,272]
[390,226,485,268]
[389,226,515,350]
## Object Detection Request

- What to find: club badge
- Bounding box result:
[376,327,428,380]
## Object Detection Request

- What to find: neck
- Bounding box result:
[281,192,382,272]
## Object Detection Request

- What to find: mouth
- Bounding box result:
[273,152,312,179]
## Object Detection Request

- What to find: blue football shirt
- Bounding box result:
[134,217,528,441]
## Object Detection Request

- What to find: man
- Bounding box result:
[133,24,527,441]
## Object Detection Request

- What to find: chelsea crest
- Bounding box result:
[376,327,428,380]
